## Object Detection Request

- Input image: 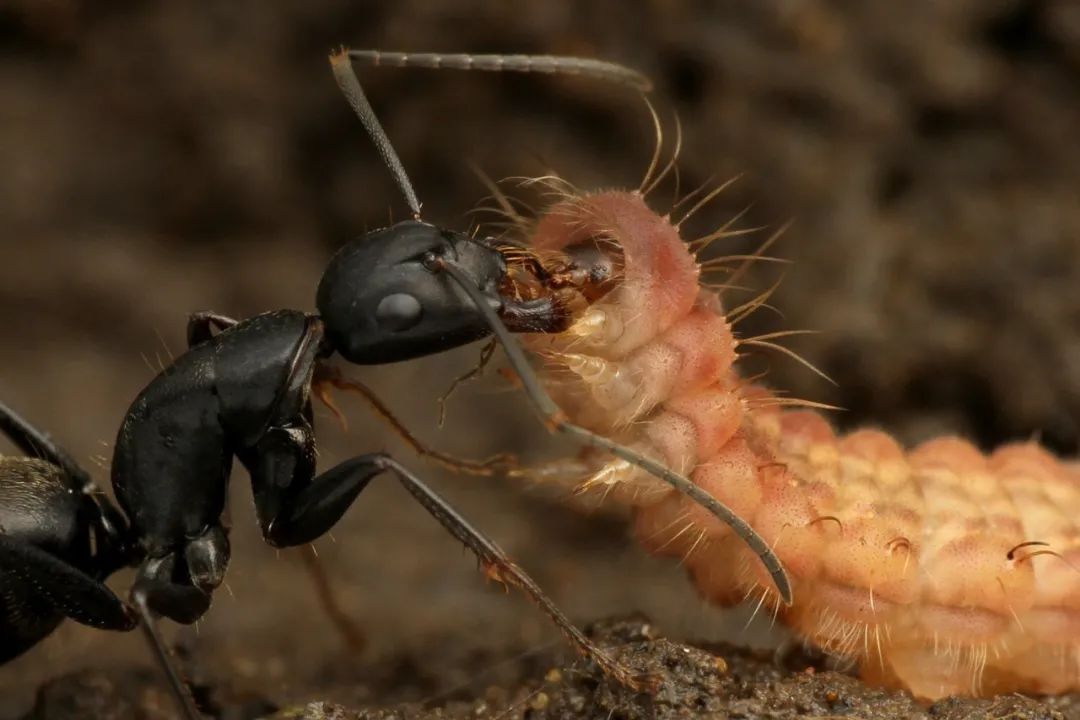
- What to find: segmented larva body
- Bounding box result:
[518,189,1080,700]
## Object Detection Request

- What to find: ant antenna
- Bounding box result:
[327,47,791,604]
[329,48,653,221]
[330,49,422,219]
[347,50,652,91]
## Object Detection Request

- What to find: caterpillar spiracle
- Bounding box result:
[495,181,1080,701]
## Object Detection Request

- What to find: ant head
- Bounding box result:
[317,220,507,364]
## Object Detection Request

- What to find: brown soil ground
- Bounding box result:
[24,617,1080,719]
[1,1,1078,718]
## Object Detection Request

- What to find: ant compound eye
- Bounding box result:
[375,293,423,332]
[421,250,442,271]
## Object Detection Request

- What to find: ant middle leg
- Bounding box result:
[297,543,367,654]
[243,419,658,692]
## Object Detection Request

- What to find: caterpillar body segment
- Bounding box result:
[506,186,1080,699]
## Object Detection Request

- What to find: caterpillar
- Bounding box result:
[494,176,1080,700]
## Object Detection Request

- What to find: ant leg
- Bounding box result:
[0,538,202,719]
[436,259,793,605]
[312,364,515,476]
[436,338,498,425]
[186,311,239,348]
[297,544,367,653]
[0,536,134,631]
[131,556,212,623]
[0,400,89,486]
[245,424,658,692]
[129,579,205,720]
[239,412,370,654]
[129,543,228,720]
[131,527,227,625]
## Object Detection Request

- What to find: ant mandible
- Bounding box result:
[0,50,791,720]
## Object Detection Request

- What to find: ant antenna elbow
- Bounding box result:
[330,48,423,220]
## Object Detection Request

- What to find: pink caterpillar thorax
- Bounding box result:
[517,188,1080,700]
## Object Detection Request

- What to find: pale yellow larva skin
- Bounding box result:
[523,190,1080,700]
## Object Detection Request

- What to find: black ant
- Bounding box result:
[0,50,791,719]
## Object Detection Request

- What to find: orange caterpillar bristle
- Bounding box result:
[507,184,1080,700]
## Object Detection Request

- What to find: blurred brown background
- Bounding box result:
[1,0,1078,716]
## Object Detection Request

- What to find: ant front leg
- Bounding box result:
[242,417,658,692]
[237,404,368,654]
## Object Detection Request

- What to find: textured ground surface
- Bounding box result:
[1,0,1078,718]
[23,617,1080,719]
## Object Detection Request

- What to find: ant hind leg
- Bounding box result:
[297,544,367,654]
[0,535,135,632]
[245,421,658,693]
[0,536,203,720]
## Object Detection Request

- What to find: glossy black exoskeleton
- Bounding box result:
[116,244,568,627]
[0,401,135,662]
[318,221,527,364]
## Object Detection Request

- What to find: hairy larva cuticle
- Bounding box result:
[509,185,1080,700]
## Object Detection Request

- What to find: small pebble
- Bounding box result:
[529,692,550,711]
